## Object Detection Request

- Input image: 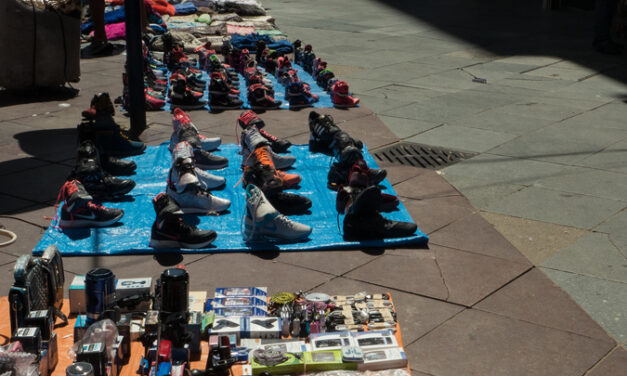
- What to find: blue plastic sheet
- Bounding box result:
[32,144,427,256]
[162,62,336,112]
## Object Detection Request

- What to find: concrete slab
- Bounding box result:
[441,173,525,209]
[483,186,623,230]
[0,163,72,204]
[542,233,627,284]
[270,250,379,277]
[406,309,614,376]
[347,245,530,306]
[364,84,441,103]
[587,347,627,376]
[480,212,586,266]
[575,140,627,175]
[406,124,518,153]
[0,194,40,215]
[447,108,555,135]
[534,166,627,202]
[0,215,47,258]
[543,268,627,343]
[595,209,627,258]
[314,276,464,345]
[401,195,475,235]
[392,170,461,201]
[376,115,440,139]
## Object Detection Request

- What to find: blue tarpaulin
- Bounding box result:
[33,144,427,256]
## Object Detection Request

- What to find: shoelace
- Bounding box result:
[254,147,275,167]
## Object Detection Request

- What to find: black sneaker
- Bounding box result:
[193,149,229,170]
[308,111,362,155]
[266,192,312,215]
[209,92,243,111]
[71,158,136,199]
[259,128,291,154]
[328,147,386,190]
[343,211,417,241]
[149,193,217,249]
[58,180,124,228]
[243,163,283,196]
[77,140,136,176]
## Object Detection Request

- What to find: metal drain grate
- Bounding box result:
[373,142,477,169]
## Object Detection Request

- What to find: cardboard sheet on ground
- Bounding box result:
[33,144,427,256]
[162,62,338,112]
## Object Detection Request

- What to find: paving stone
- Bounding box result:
[315,277,464,345]
[595,209,627,258]
[533,166,627,202]
[497,75,576,92]
[0,214,47,257]
[476,268,612,341]
[11,127,78,162]
[406,309,614,376]
[340,113,399,150]
[401,195,475,235]
[0,194,40,215]
[407,69,482,93]
[0,163,72,203]
[587,347,627,376]
[377,115,440,139]
[441,173,525,209]
[429,213,530,264]
[184,253,333,293]
[0,121,39,146]
[542,268,627,343]
[373,162,426,186]
[271,250,379,277]
[393,171,460,200]
[406,124,518,153]
[542,233,627,283]
[447,109,554,135]
[484,186,624,230]
[524,65,599,81]
[494,55,562,67]
[11,107,82,130]
[347,62,446,84]
[364,84,440,103]
[488,101,582,122]
[576,140,627,175]
[348,245,530,306]
[0,250,17,267]
[0,150,50,177]
[480,211,586,265]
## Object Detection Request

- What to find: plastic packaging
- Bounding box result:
[0,345,38,376]
[69,319,119,362]
[304,369,411,376]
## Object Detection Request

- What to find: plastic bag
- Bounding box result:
[69,319,119,362]
[0,346,38,376]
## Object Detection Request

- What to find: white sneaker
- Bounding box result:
[167,184,231,214]
[169,157,200,193]
[171,142,226,189]
[196,168,226,190]
[243,184,311,241]
[168,130,221,152]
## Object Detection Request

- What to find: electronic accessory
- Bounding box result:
[249,317,280,339]
[115,277,152,313]
[76,342,107,376]
[305,293,330,303]
[11,327,42,354]
[69,275,86,314]
[303,350,356,372]
[214,287,267,299]
[116,314,132,360]
[250,347,304,375]
[66,362,95,376]
[44,331,59,372]
[84,268,116,324]
[309,332,353,351]
[157,268,189,314]
[341,345,364,363]
[351,330,398,350]
[25,309,54,340]
[357,348,407,371]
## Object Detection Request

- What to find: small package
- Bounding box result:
[209,297,268,311]
[303,350,356,372]
[358,347,407,371]
[310,332,353,351]
[251,350,304,375]
[214,306,268,317]
[209,316,247,340]
[115,278,152,313]
[189,291,208,312]
[69,275,86,314]
[352,330,398,350]
[215,287,268,299]
[248,317,280,339]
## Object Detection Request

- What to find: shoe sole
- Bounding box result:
[170,103,207,110]
[209,105,243,110]
[149,234,217,249]
[58,213,123,228]
[196,161,229,170]
[180,205,230,214]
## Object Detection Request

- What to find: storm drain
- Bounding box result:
[373,142,477,169]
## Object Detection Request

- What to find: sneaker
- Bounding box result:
[166,183,231,214]
[169,112,221,152]
[149,193,217,249]
[258,128,291,154]
[308,111,362,155]
[243,163,283,196]
[77,140,137,176]
[316,69,335,90]
[343,211,417,241]
[237,110,266,130]
[169,80,207,111]
[336,185,397,215]
[240,127,294,169]
[168,157,201,193]
[266,192,312,215]
[327,147,386,190]
[331,81,360,108]
[248,83,282,110]
[171,142,226,189]
[71,158,136,199]
[285,82,316,109]
[77,118,146,158]
[253,146,301,187]
[58,180,124,228]
[243,184,311,241]
[194,148,229,170]
[241,145,295,170]
[209,92,244,110]
[82,92,115,119]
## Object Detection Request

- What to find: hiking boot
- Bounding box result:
[343,211,417,241]
[248,83,282,110]
[171,142,226,189]
[71,158,136,199]
[77,140,137,176]
[285,82,316,109]
[166,183,231,214]
[149,193,217,249]
[78,118,146,157]
[243,184,311,241]
[331,81,360,108]
[308,111,362,155]
[82,92,115,119]
[266,192,312,216]
[58,180,124,228]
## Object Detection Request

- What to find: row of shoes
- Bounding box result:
[294,41,360,108]
[308,111,417,240]
[54,93,148,228]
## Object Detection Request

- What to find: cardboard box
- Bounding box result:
[248,317,280,339]
[303,350,356,372]
[358,347,407,371]
[69,275,86,314]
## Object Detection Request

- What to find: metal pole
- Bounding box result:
[125,0,146,137]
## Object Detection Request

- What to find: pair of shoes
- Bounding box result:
[170,141,227,191]
[237,111,292,153]
[56,180,124,228]
[209,72,244,110]
[149,193,217,249]
[243,184,311,241]
[169,108,224,154]
[69,147,136,200]
[248,83,282,110]
[286,82,318,109]
[308,111,362,155]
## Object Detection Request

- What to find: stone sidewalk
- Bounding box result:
[0,1,626,375]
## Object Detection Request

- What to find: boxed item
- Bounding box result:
[241,339,308,353]
[357,347,407,371]
[115,278,152,312]
[189,291,208,312]
[303,350,356,372]
[215,287,268,299]
[251,350,304,375]
[210,297,268,311]
[186,311,202,354]
[310,332,353,351]
[351,330,398,350]
[248,317,280,339]
[69,275,86,314]
[214,307,268,317]
[208,316,247,340]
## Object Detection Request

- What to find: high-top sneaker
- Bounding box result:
[77,118,145,158]
[266,192,312,216]
[255,40,266,62]
[343,211,417,241]
[77,140,137,176]
[169,111,221,152]
[149,193,217,249]
[82,92,115,119]
[243,184,311,241]
[259,128,291,154]
[193,148,229,170]
[254,147,301,188]
[336,185,398,215]
[58,180,124,228]
[331,81,360,108]
[308,111,362,155]
[240,127,295,170]
[209,82,243,111]
[243,163,283,196]
[316,69,335,90]
[327,146,387,191]
[302,45,315,74]
[293,40,303,65]
[166,181,230,214]
[70,158,136,199]
[248,83,282,110]
[286,82,316,109]
[169,79,207,110]
[171,142,226,189]
[168,157,201,193]
[237,111,292,153]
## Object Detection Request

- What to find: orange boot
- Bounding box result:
[253,146,301,187]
